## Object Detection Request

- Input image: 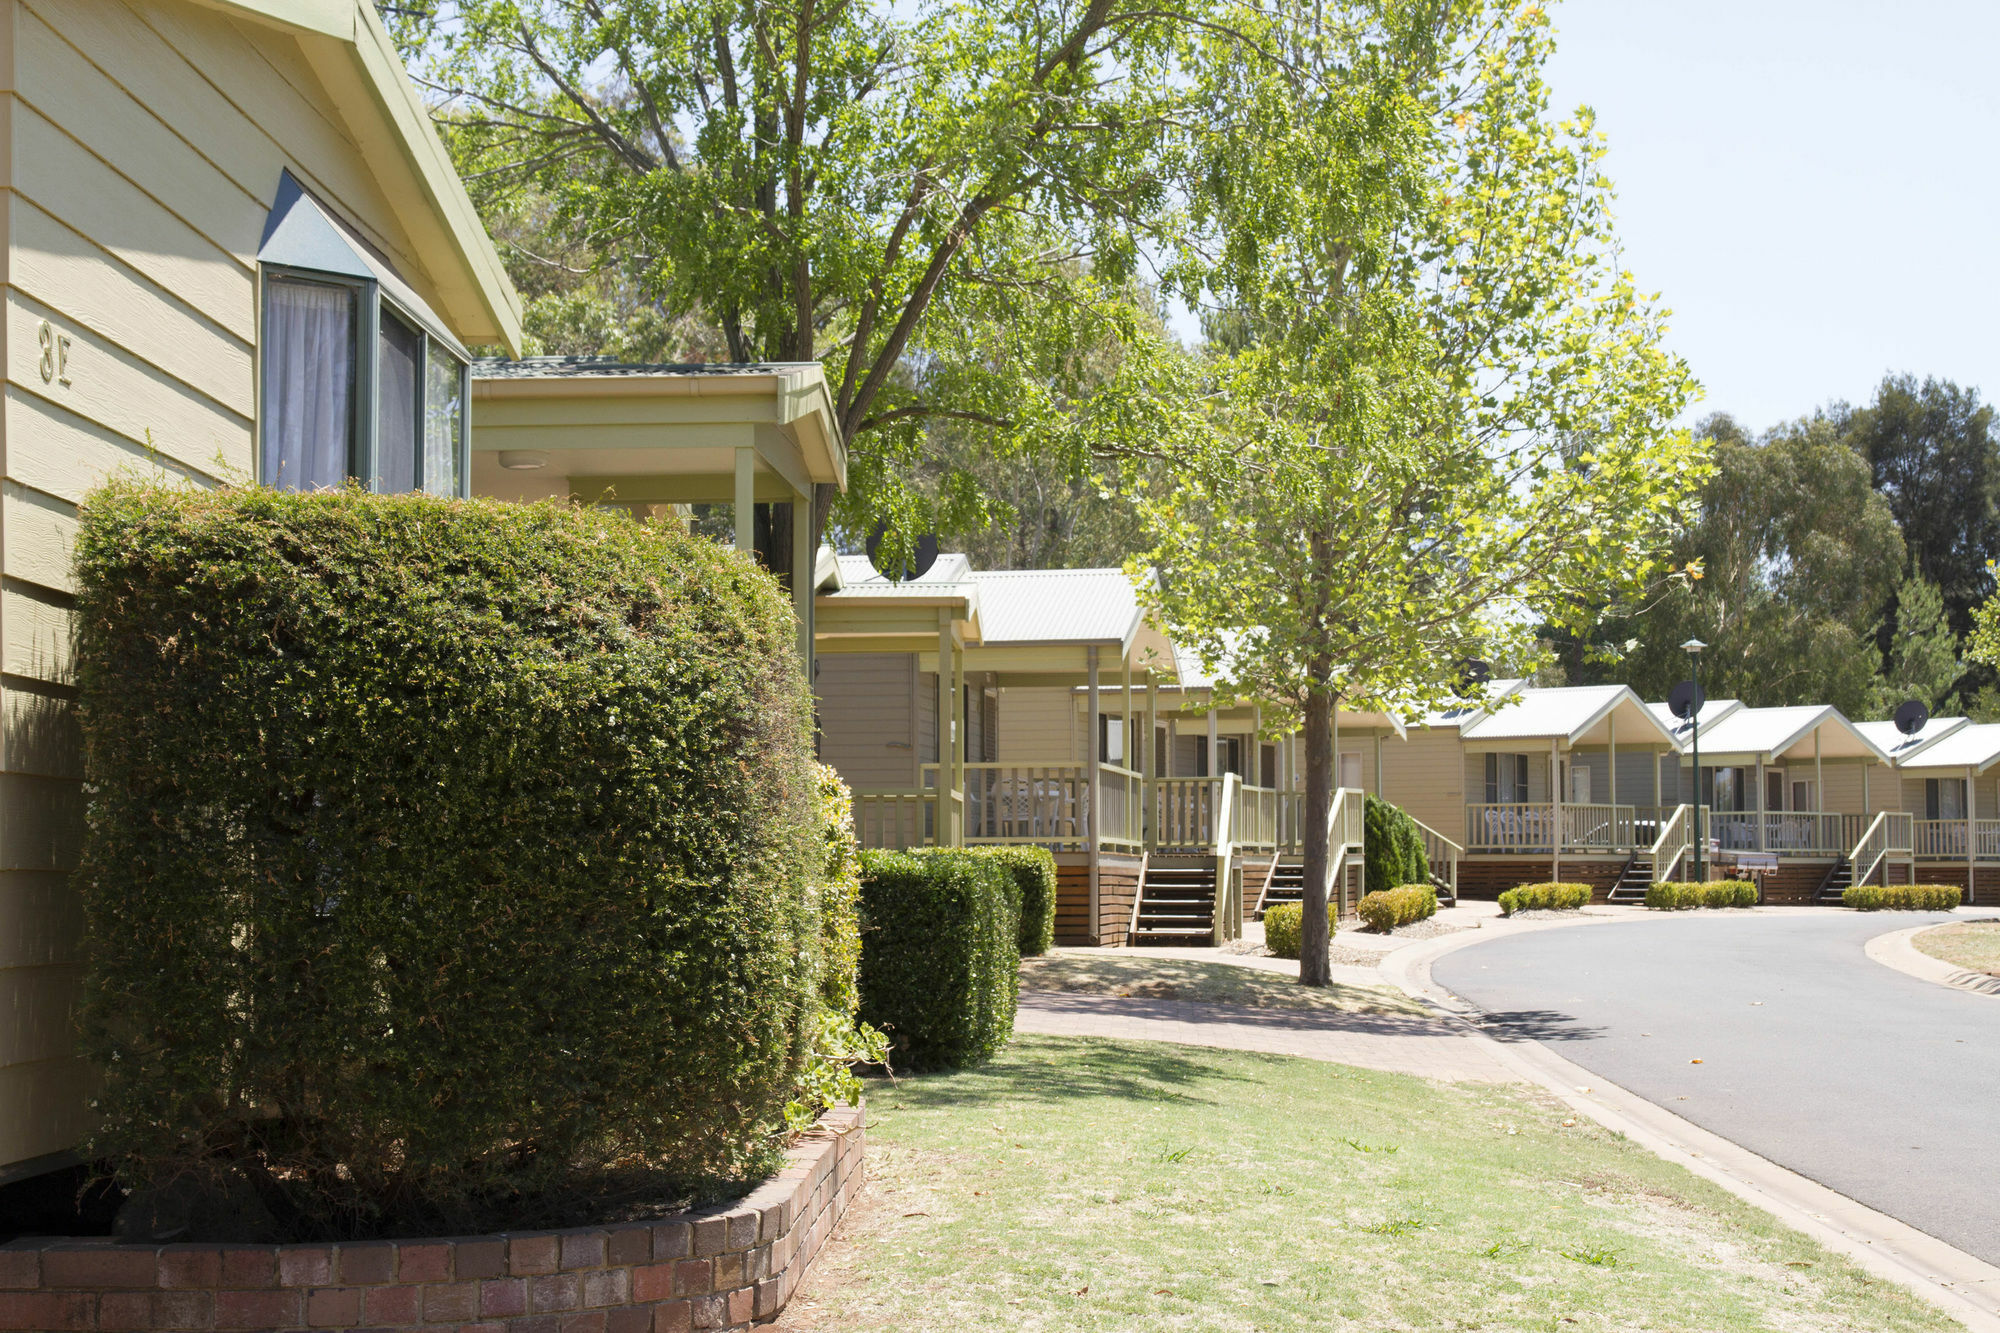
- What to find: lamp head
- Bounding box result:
[1680,638,1707,655]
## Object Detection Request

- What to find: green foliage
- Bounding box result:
[395,0,1211,545]
[1644,881,1757,910]
[72,484,821,1240]
[1498,883,1594,916]
[1262,901,1337,960]
[787,767,886,1131]
[1844,884,1964,911]
[857,850,1020,1070]
[973,846,1059,958]
[1363,796,1430,898]
[1874,571,1962,714]
[1357,884,1438,933]
[1555,413,1905,714]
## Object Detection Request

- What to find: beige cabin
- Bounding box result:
[0,0,520,1181]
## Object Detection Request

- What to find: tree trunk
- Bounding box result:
[1298,685,1334,987]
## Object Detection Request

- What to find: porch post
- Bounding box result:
[1608,713,1618,806]
[1374,731,1383,795]
[1207,694,1218,777]
[951,630,965,844]
[1123,655,1134,772]
[1754,758,1766,851]
[733,447,755,555]
[1550,737,1563,883]
[791,496,813,675]
[1814,730,1824,812]
[1087,646,1101,939]
[1144,673,1158,847]
[1967,764,1976,902]
[1252,703,1263,781]
[936,613,954,846]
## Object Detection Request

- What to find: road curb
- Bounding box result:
[1866,920,2000,997]
[1381,925,2000,1333]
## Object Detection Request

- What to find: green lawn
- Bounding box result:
[782,1036,1959,1332]
[1915,921,2000,977]
[1018,952,1425,1016]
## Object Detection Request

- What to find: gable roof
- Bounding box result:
[1690,704,1889,764]
[1854,715,1969,764]
[1457,684,1679,748]
[1877,721,2000,773]
[203,0,522,351]
[1646,698,1745,744]
[970,568,1149,650]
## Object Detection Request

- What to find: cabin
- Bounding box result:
[1858,718,2000,900]
[812,553,1404,945]
[0,0,521,1183]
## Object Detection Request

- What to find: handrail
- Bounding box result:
[1648,804,1690,882]
[1847,811,1894,887]
[1323,786,1366,917]
[1407,814,1461,900]
[1212,773,1241,945]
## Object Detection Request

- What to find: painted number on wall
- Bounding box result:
[37,321,71,387]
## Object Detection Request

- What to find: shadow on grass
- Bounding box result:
[1474,1008,1609,1043]
[1018,989,1458,1038]
[865,1034,1265,1112]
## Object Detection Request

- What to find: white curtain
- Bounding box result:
[262,279,354,490]
[424,339,462,495]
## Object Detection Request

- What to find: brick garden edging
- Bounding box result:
[0,1105,863,1332]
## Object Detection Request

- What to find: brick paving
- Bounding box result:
[1014,990,1518,1083]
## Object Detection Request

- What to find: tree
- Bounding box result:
[1136,1,1704,986]
[1560,413,1905,715]
[1844,374,2000,642]
[393,0,1222,548]
[1872,571,1959,715]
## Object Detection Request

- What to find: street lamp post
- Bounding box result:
[1682,638,1707,881]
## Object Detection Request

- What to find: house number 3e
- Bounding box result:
[37,321,71,387]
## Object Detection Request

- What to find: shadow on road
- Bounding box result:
[1474,1008,1607,1043]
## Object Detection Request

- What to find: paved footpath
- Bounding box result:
[1433,909,2000,1267]
[1014,987,1517,1082]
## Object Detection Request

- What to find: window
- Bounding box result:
[257,173,470,497]
[1338,751,1363,790]
[1485,753,1530,803]
[1927,778,1967,821]
[1702,766,1747,812]
[1569,765,1592,805]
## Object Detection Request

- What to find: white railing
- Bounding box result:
[1098,763,1146,851]
[1410,815,1461,900]
[1211,773,1241,944]
[1465,803,1683,853]
[1236,783,1281,851]
[1649,804,1691,881]
[1913,818,2000,860]
[1153,776,1221,851]
[851,788,933,849]
[1325,786,1367,916]
[1847,811,1915,886]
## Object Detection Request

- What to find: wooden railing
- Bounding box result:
[1098,763,1146,851]
[1708,811,1862,856]
[1913,818,2000,859]
[1211,773,1240,944]
[851,788,932,849]
[1847,811,1915,886]
[1153,777,1221,851]
[1465,803,1682,853]
[1326,786,1367,916]
[1649,804,1691,881]
[1236,783,1282,852]
[1409,815,1461,900]
[928,762,1091,848]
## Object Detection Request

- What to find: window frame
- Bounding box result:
[257,263,472,498]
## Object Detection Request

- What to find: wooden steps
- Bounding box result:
[1256,860,1307,918]
[1606,853,1653,903]
[1816,856,1854,902]
[1131,858,1219,943]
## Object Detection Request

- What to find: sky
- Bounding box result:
[1541,0,2000,434]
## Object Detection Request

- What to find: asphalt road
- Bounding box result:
[1432,911,2000,1266]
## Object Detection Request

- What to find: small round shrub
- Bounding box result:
[1498,882,1593,916]
[1845,884,1963,911]
[1357,883,1439,932]
[1263,901,1337,958]
[73,485,823,1241]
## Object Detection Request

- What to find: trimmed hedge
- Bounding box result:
[1498,882,1594,916]
[1263,901,1337,959]
[857,849,1019,1069]
[1844,884,1964,911]
[1644,881,1758,910]
[976,846,1059,956]
[1364,795,1430,898]
[1358,883,1439,933]
[73,484,823,1241]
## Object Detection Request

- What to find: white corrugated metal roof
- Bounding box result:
[1854,715,1967,763]
[969,567,1145,646]
[1878,720,2000,771]
[1691,705,1887,762]
[824,552,974,598]
[1646,698,1744,743]
[1459,684,1672,745]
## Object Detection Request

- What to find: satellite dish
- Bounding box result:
[1458,658,1493,687]
[865,524,940,583]
[1894,698,1931,736]
[1668,679,1706,720]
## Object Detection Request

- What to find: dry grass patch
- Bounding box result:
[779,1036,1962,1333]
[1914,920,2000,977]
[1018,953,1424,1016]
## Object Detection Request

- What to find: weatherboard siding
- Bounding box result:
[816,653,919,790]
